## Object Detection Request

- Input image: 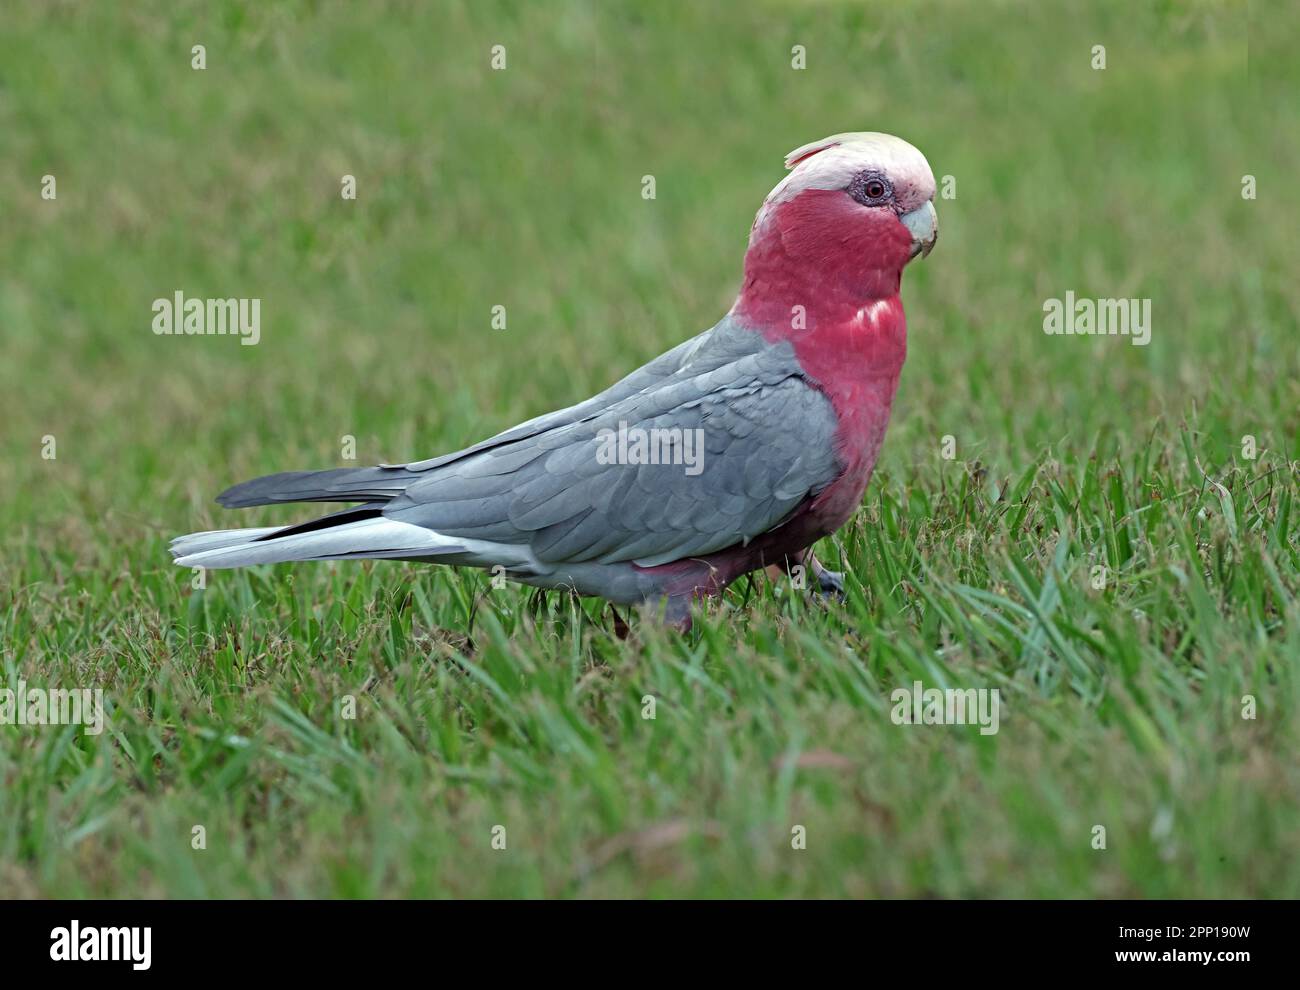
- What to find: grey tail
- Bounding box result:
[216,465,416,508]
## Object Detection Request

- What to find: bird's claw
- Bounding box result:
[812,568,847,602]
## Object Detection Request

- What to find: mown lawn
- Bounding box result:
[1,0,1296,897]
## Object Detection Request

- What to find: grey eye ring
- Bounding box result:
[850,171,893,207]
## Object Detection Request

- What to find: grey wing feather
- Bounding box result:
[217,466,414,508]
[401,329,717,471]
[386,320,841,568]
[216,330,714,508]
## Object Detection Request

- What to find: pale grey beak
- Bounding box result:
[901,200,938,259]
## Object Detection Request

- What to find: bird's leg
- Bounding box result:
[663,596,694,634]
[637,594,694,634]
[766,550,846,601]
[609,604,632,640]
[806,551,846,600]
[764,549,807,587]
[628,595,693,634]
[798,552,846,602]
[638,567,729,634]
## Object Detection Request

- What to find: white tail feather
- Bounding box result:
[171,518,469,569]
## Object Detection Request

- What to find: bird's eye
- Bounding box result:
[850,172,893,206]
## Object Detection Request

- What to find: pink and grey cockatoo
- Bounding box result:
[171,132,938,631]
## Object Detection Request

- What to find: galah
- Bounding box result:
[172,132,938,631]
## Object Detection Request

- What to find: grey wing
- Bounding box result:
[385,348,841,568]
[217,318,771,510]
[216,329,718,509]
[398,329,716,472]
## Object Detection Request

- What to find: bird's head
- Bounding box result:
[741,132,938,309]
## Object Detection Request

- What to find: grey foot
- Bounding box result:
[813,569,847,601]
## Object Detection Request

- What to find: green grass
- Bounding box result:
[1,0,1297,897]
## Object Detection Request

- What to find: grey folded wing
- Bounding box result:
[386,327,842,568]
[217,329,716,508]
[400,327,717,472]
